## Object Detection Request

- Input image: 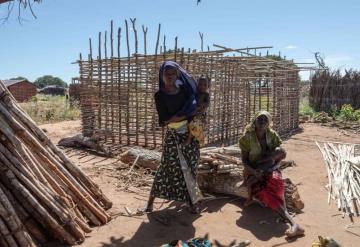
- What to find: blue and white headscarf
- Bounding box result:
[158,61,198,119]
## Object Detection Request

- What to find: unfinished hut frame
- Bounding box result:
[77,20,305,149]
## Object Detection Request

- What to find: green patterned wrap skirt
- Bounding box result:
[151,128,201,203]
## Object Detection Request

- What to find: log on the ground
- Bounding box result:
[198,171,304,214]
[120,147,162,170]
[58,133,111,156]
[119,146,242,171]
[0,81,112,247]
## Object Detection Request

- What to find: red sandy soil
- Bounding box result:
[41,121,360,247]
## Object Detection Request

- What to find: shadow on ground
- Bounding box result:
[99,198,295,247]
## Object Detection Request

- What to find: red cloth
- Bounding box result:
[254,170,285,210]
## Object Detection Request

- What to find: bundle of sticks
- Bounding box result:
[316,141,360,222]
[0,82,112,246]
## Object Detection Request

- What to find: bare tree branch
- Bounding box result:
[0,0,41,23]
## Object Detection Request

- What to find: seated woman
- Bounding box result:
[143,61,202,214]
[239,111,304,238]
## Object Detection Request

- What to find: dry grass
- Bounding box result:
[18,94,80,124]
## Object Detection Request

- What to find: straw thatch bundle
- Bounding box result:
[310,70,360,111]
[0,81,112,246]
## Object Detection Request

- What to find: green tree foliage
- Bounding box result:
[265,55,285,61]
[34,75,67,88]
[9,76,28,80]
[339,104,360,122]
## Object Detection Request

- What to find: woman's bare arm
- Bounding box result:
[241,151,257,174]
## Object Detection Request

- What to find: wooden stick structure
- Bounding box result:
[0,82,112,246]
[77,20,308,149]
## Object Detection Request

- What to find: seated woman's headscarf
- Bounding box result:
[158,61,198,119]
[244,110,273,134]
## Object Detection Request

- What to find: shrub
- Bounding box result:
[339,104,359,122]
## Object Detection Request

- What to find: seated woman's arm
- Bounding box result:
[241,150,263,178]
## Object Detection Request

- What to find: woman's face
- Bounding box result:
[163,67,178,87]
[255,114,269,130]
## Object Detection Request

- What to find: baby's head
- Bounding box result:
[273,147,286,162]
[198,75,210,93]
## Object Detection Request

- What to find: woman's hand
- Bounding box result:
[254,169,264,179]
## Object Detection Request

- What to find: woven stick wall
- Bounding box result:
[77,20,301,149]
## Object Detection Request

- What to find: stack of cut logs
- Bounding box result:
[199,146,243,175]
[0,82,112,247]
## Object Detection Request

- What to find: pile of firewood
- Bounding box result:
[316,141,360,221]
[0,82,112,247]
[198,147,243,175]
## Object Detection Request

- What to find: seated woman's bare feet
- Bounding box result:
[285,224,305,238]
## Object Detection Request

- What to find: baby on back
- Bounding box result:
[185,76,210,146]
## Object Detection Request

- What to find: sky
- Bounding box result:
[0,0,359,83]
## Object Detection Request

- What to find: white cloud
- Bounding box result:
[285,45,297,50]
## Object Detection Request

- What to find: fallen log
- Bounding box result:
[58,133,111,156]
[198,172,304,214]
[120,147,162,171]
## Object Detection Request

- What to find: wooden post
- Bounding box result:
[125,20,131,145]
[117,27,122,145]
[130,18,140,145]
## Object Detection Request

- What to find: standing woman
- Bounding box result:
[239,111,304,238]
[143,61,202,214]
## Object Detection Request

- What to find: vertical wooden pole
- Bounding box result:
[199,32,204,52]
[153,23,161,147]
[142,25,149,147]
[117,27,122,144]
[104,30,109,143]
[130,18,139,145]
[163,35,166,60]
[110,21,115,144]
[125,20,131,145]
[97,32,102,130]
[174,36,178,62]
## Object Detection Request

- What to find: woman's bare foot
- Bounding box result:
[138,205,153,214]
[285,224,305,238]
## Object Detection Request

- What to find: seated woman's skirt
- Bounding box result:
[251,170,285,210]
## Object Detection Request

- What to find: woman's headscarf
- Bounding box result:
[159,61,197,94]
[244,110,273,134]
[158,61,198,119]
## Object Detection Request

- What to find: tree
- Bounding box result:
[10,76,28,80]
[34,75,67,88]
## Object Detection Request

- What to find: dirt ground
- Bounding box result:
[42,120,360,247]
